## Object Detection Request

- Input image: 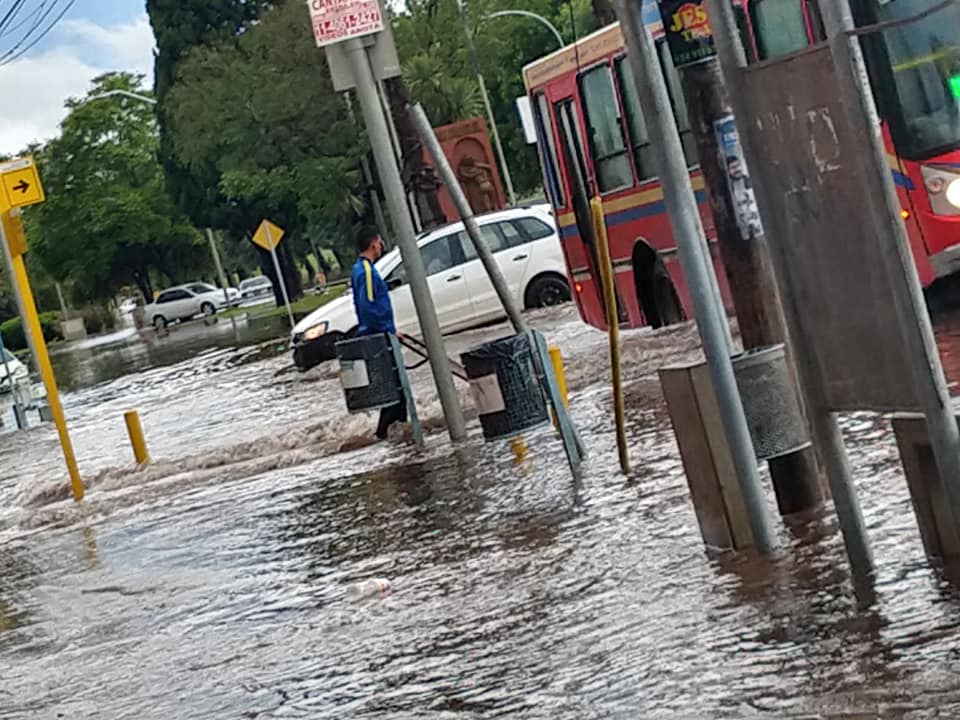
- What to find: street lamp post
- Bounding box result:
[481,11,565,48]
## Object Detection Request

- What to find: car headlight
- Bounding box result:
[303,322,328,341]
[922,165,960,216]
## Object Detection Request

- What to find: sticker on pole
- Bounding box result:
[469,374,506,416]
[659,0,717,68]
[714,115,763,239]
[307,0,384,48]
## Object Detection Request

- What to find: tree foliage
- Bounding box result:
[26,73,206,303]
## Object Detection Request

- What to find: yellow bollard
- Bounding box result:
[4,211,84,500]
[548,346,569,408]
[124,410,150,466]
[590,197,630,475]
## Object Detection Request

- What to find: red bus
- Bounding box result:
[522,0,960,332]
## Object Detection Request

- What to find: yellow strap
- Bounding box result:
[364,260,374,303]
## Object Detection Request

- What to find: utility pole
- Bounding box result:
[457,0,517,206]
[612,0,776,553]
[345,38,467,443]
[704,0,873,576]
[677,58,824,516]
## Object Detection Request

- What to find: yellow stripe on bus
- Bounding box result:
[557,175,706,228]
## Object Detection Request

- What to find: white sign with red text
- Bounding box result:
[307,0,384,48]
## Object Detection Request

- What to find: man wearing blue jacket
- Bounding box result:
[351,226,407,440]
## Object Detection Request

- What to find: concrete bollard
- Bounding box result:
[124,410,149,466]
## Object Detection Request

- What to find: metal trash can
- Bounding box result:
[731,344,811,461]
[461,334,549,441]
[335,334,402,413]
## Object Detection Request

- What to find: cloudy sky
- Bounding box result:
[0,0,152,155]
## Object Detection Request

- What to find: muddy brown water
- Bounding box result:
[3,305,960,718]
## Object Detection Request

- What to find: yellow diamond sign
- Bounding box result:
[0,157,44,211]
[252,219,284,252]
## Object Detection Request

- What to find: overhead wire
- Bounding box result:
[0,0,76,65]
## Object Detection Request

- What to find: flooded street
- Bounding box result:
[4,305,960,717]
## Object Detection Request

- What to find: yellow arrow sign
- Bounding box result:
[0,157,44,211]
[252,219,285,251]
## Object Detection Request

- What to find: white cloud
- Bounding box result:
[0,14,154,155]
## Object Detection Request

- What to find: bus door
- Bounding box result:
[554,98,630,325]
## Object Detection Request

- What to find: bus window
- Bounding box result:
[579,63,634,193]
[750,0,811,59]
[615,58,658,182]
[533,92,565,208]
[655,40,699,165]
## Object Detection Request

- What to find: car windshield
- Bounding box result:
[241,278,269,289]
[190,284,215,294]
[868,0,960,158]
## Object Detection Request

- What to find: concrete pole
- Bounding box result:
[206,228,232,308]
[705,0,874,576]
[613,0,776,554]
[410,104,528,335]
[345,38,467,442]
[820,0,960,532]
[678,58,824,516]
[458,0,518,206]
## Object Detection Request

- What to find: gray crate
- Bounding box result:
[461,334,549,441]
[335,334,402,413]
[732,344,811,461]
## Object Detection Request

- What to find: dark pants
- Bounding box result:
[376,393,408,440]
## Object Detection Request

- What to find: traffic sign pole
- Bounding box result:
[1,210,83,501]
[264,224,296,329]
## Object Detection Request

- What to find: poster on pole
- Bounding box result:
[658,0,717,68]
[714,115,762,240]
[307,0,384,48]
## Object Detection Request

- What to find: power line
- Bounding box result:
[0,0,76,65]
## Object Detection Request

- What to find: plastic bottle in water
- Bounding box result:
[346,578,392,600]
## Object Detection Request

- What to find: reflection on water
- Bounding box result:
[4,306,960,716]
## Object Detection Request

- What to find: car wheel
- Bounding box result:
[527,275,571,309]
[153,315,167,330]
[201,302,216,317]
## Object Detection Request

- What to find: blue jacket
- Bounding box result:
[351,257,396,335]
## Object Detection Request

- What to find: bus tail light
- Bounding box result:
[575,282,584,294]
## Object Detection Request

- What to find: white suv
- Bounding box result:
[292,205,570,370]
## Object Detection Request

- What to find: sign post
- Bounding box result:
[0,157,84,501]
[253,219,296,329]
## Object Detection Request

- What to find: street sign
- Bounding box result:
[0,157,44,210]
[252,219,285,251]
[307,0,384,49]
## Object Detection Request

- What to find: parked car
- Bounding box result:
[145,283,239,330]
[239,276,274,304]
[0,348,28,393]
[291,205,570,371]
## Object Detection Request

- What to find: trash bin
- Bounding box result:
[335,334,402,413]
[731,344,811,461]
[461,334,549,441]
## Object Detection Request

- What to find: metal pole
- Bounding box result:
[613,0,776,553]
[265,225,296,329]
[345,93,390,244]
[345,38,467,442]
[376,79,424,232]
[55,282,69,319]
[820,0,960,531]
[458,0,518,206]
[410,104,527,334]
[206,228,232,309]
[483,10,565,47]
[705,0,874,575]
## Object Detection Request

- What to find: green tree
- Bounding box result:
[26,73,207,302]
[164,0,366,290]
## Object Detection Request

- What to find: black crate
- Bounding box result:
[335,334,402,413]
[461,334,549,441]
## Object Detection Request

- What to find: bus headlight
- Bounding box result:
[921,165,960,216]
[947,178,960,209]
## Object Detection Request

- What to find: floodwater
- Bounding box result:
[3,305,960,717]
